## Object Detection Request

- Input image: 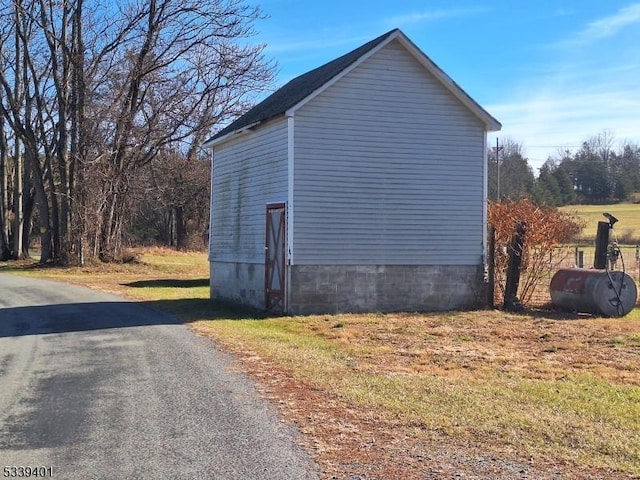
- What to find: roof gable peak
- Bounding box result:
[205,29,500,148]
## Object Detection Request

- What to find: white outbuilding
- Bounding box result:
[205,29,501,314]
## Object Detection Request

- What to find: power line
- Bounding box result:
[525,145,584,149]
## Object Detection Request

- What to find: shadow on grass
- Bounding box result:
[0,298,274,338]
[511,304,639,320]
[4,292,632,339]
[522,308,599,321]
[143,297,272,323]
[124,278,209,289]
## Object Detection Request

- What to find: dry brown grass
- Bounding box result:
[0,247,209,298]
[323,311,639,384]
[194,310,640,479]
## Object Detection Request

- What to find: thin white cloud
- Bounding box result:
[265,34,372,54]
[554,3,640,47]
[386,6,487,27]
[488,4,640,170]
[579,3,640,40]
[488,84,640,170]
[266,6,487,56]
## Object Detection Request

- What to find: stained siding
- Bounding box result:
[293,40,486,265]
[210,117,288,263]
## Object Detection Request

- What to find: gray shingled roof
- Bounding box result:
[208,29,399,142]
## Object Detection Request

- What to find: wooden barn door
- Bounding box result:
[265,203,286,312]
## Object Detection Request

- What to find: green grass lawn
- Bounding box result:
[561,203,640,243]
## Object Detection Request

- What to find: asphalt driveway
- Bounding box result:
[0,273,318,479]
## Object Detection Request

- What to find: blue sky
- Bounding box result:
[255,0,640,172]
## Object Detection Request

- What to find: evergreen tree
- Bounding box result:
[553,166,576,205]
[533,162,561,206]
[572,142,611,202]
[489,139,534,201]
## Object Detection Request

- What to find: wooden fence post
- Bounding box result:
[503,221,525,312]
[486,225,495,309]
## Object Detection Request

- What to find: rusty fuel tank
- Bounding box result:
[550,268,637,317]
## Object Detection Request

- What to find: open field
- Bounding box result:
[2,250,640,478]
[560,203,640,243]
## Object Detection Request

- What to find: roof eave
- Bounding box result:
[203,121,262,149]
[486,118,502,132]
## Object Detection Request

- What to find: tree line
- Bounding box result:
[0,0,273,263]
[489,132,640,206]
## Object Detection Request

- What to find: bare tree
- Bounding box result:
[0,0,40,260]
[129,150,211,249]
[0,105,9,260]
[87,0,273,260]
[0,0,274,263]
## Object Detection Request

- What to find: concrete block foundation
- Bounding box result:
[210,262,484,315]
[210,261,264,310]
[288,264,483,315]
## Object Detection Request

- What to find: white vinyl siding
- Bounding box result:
[210,117,288,263]
[293,39,485,265]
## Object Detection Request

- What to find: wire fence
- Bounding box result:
[494,244,640,308]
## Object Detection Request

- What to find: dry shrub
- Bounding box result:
[489,198,584,306]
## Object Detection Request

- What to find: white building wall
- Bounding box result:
[209,117,288,308]
[210,117,288,263]
[293,39,486,266]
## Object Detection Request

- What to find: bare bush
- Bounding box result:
[489,198,584,306]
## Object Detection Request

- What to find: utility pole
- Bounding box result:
[492,138,503,200]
